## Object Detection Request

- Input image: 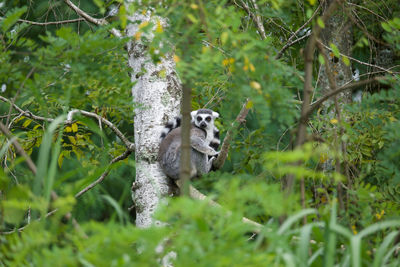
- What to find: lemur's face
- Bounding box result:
[191,109,219,130]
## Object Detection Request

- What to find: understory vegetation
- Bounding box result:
[1,0,400,266]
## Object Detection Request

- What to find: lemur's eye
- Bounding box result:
[197,117,202,121]
[205,116,211,122]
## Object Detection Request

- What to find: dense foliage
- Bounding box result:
[1,0,400,266]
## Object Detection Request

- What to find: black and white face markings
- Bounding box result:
[160,109,220,149]
[191,109,220,152]
[191,109,219,130]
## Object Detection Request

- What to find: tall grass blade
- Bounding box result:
[278,209,316,235]
[297,222,324,266]
[372,231,398,267]
[34,115,65,199]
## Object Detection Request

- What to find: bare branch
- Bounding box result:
[63,0,107,26]
[239,0,266,39]
[5,67,36,127]
[0,96,53,123]
[346,2,387,21]
[18,18,85,26]
[317,40,399,74]
[213,99,250,169]
[179,85,192,195]
[285,0,344,194]
[276,2,321,59]
[66,109,134,151]
[62,0,122,37]
[0,97,134,152]
[275,32,311,60]
[308,76,386,116]
[75,150,132,198]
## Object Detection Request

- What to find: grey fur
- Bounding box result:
[158,127,218,180]
[158,109,220,181]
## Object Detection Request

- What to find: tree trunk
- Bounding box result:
[126,13,182,227]
[319,0,353,106]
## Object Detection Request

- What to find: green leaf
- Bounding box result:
[187,13,198,23]
[317,17,325,28]
[329,43,340,58]
[318,54,325,65]
[22,119,32,128]
[342,55,350,66]
[1,6,27,32]
[381,22,392,32]
[221,32,229,45]
[119,4,127,29]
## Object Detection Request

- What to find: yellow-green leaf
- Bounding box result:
[317,17,325,28]
[330,43,340,58]
[58,153,64,168]
[342,55,350,66]
[246,100,254,109]
[187,13,198,23]
[221,32,228,45]
[71,123,78,132]
[307,0,316,5]
[156,19,163,33]
[68,136,76,145]
[119,4,127,29]
[22,119,32,128]
[318,54,325,65]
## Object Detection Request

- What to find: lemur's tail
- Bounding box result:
[160,116,181,140]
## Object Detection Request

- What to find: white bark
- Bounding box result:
[126,13,181,227]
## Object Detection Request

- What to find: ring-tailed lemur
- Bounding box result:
[158,109,220,182]
[160,109,220,151]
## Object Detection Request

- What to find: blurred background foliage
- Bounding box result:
[1,0,400,266]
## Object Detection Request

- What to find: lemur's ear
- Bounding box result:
[212,112,219,118]
[191,110,197,120]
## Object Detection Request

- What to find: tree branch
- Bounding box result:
[308,76,386,116]
[275,2,321,59]
[179,85,192,195]
[75,150,132,198]
[66,109,135,151]
[275,32,311,60]
[285,0,344,194]
[213,99,250,169]
[0,97,134,152]
[18,18,85,26]
[316,40,398,74]
[0,96,53,123]
[1,97,135,199]
[239,0,266,40]
[62,0,122,37]
[63,0,107,25]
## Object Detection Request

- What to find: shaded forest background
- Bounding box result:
[1,0,400,266]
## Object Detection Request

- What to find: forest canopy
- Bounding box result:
[1,0,400,266]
